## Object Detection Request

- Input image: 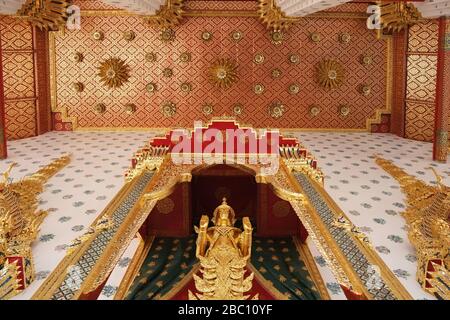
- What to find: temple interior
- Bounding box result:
[0,0,449,301]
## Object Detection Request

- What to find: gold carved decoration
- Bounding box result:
[288,54,300,65]
[123,31,136,41]
[257,0,291,31]
[98,58,130,89]
[310,32,322,43]
[162,102,176,117]
[71,52,83,63]
[94,103,106,114]
[254,53,265,64]
[316,59,344,90]
[269,101,285,119]
[271,68,282,79]
[254,83,265,95]
[148,0,185,30]
[270,30,284,45]
[146,83,157,93]
[209,58,238,89]
[339,33,351,44]
[232,103,243,116]
[375,157,450,300]
[145,52,157,62]
[0,155,71,300]
[339,105,350,117]
[309,105,321,117]
[159,28,175,42]
[179,52,191,63]
[202,104,214,116]
[360,84,371,96]
[162,68,173,78]
[124,103,137,115]
[201,31,213,42]
[92,31,104,41]
[156,198,175,215]
[72,82,84,93]
[288,83,300,95]
[231,31,243,42]
[189,198,257,300]
[180,82,192,93]
[17,0,69,31]
[361,55,373,66]
[379,2,421,33]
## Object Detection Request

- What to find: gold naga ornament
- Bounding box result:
[257,0,292,31]
[316,59,344,90]
[378,2,421,33]
[189,198,258,300]
[98,58,131,89]
[375,156,449,300]
[209,58,238,89]
[148,0,184,30]
[16,0,70,31]
[0,155,71,300]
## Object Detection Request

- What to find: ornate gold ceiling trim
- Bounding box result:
[79,9,367,20]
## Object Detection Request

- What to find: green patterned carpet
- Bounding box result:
[126,236,320,300]
[251,237,321,300]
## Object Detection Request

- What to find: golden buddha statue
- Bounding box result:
[189,198,257,300]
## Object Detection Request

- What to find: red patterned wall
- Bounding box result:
[0,16,37,140]
[390,30,407,137]
[405,21,439,142]
[53,12,387,129]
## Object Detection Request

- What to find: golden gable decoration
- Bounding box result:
[98,58,130,89]
[209,58,238,89]
[375,157,450,300]
[316,59,344,90]
[0,155,71,300]
[148,0,185,30]
[17,0,70,31]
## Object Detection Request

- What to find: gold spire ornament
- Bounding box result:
[209,58,238,89]
[375,156,449,300]
[316,59,344,90]
[0,155,71,300]
[189,198,258,300]
[98,58,131,89]
[16,0,71,31]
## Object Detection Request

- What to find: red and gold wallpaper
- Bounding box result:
[405,21,439,142]
[52,2,388,130]
[0,17,37,140]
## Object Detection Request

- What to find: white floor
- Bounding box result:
[287,131,449,300]
[2,131,448,300]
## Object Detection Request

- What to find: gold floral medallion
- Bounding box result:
[123,31,136,41]
[72,82,84,92]
[179,52,191,63]
[361,55,373,66]
[288,53,300,64]
[209,58,238,89]
[146,83,157,93]
[254,83,265,95]
[310,32,321,43]
[201,31,213,42]
[269,101,285,119]
[360,84,371,96]
[271,68,282,78]
[92,31,104,41]
[339,33,351,44]
[202,103,214,116]
[145,52,157,62]
[254,53,265,64]
[98,58,130,89]
[71,52,83,63]
[233,103,243,116]
[270,30,284,45]
[316,59,344,90]
[94,103,106,114]
[163,68,173,78]
[161,102,177,117]
[309,105,320,117]
[160,28,175,42]
[339,105,350,117]
[288,83,300,94]
[231,31,243,42]
[180,82,192,93]
[124,103,137,115]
